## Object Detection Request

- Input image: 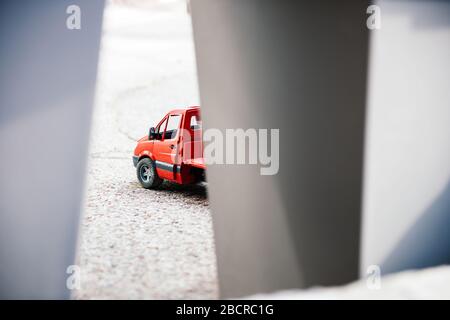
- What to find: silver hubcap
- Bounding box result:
[140,165,153,183]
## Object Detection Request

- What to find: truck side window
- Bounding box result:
[164,114,181,140]
[190,114,202,130]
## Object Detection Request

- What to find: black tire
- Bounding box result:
[136,158,163,189]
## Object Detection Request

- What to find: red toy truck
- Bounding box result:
[133,106,205,188]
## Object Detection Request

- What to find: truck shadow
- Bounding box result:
[157,181,208,200]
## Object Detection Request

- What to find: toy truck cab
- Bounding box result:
[133,106,205,189]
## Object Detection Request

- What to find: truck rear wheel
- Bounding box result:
[137,158,163,189]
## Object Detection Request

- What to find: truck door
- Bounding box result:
[153,113,182,180]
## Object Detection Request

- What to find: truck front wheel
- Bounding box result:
[136,158,163,189]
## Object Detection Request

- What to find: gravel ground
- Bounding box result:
[73,1,218,299]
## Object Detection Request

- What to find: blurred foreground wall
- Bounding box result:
[361,0,450,275]
[192,0,450,298]
[0,0,104,298]
[192,0,369,297]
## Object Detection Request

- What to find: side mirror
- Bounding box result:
[149,127,156,140]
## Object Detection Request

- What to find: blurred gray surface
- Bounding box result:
[0,0,104,298]
[361,0,450,275]
[192,0,369,298]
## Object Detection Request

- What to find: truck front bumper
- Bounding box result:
[132,156,139,167]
